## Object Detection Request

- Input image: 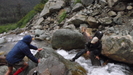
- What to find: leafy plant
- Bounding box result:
[58,11,67,23]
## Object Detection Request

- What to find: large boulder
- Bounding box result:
[102,35,133,64]
[27,47,87,75]
[67,14,87,27]
[40,0,65,17]
[51,29,85,50]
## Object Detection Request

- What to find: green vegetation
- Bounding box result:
[0,0,41,25]
[0,10,36,33]
[0,10,37,33]
[41,0,48,4]
[34,3,45,13]
[33,0,48,13]
[58,11,67,23]
[0,23,17,33]
[74,0,81,4]
[0,0,48,33]
[17,10,36,28]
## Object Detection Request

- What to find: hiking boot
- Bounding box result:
[70,58,75,62]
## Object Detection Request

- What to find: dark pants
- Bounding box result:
[90,52,101,66]
[72,49,87,61]
[7,60,25,68]
[72,49,101,66]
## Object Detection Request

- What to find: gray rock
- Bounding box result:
[102,35,133,64]
[0,37,7,44]
[51,29,85,50]
[40,0,65,17]
[35,34,50,41]
[27,47,87,75]
[107,0,118,8]
[86,16,99,27]
[36,17,44,25]
[113,2,126,11]
[34,29,45,36]
[0,66,16,75]
[81,0,94,6]
[127,5,133,10]
[67,14,87,26]
[98,17,112,25]
[72,3,84,12]
[108,11,117,17]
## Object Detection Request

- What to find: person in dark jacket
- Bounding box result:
[5,35,43,75]
[71,28,103,66]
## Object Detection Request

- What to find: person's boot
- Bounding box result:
[13,67,25,75]
[70,58,75,62]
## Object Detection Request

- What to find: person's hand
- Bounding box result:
[86,51,90,55]
[81,27,87,33]
[37,48,43,51]
[38,59,40,63]
[95,56,100,60]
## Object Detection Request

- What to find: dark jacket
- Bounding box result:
[6,35,38,64]
[85,40,102,56]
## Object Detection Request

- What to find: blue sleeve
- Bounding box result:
[22,47,38,63]
[29,44,38,50]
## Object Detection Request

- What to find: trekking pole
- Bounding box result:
[32,57,40,75]
[32,49,42,75]
[33,53,39,75]
[33,65,39,75]
[32,48,44,75]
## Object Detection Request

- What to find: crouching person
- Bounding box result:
[5,35,43,75]
[71,31,103,66]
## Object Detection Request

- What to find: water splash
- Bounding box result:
[56,49,129,75]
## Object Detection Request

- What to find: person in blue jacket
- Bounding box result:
[5,35,43,75]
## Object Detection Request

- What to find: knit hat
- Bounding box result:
[91,37,98,43]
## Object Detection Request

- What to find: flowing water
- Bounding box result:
[56,49,130,75]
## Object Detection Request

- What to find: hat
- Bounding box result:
[91,37,98,43]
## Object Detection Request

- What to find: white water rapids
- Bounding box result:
[56,49,130,75]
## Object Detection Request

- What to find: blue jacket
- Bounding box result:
[6,35,38,64]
